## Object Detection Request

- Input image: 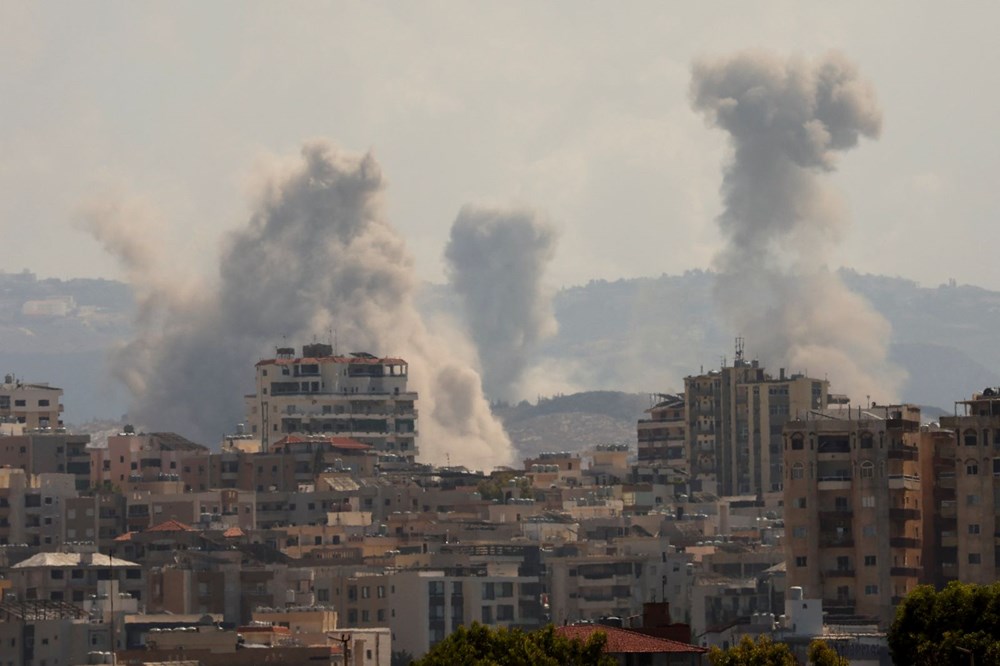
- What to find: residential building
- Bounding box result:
[939,389,1000,584]
[638,394,687,473]
[783,405,923,627]
[246,344,418,460]
[684,342,829,496]
[0,376,63,430]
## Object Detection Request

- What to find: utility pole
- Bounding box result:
[336,633,351,665]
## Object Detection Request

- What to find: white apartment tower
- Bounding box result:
[246,344,418,460]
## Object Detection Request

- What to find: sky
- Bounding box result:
[2,2,999,292]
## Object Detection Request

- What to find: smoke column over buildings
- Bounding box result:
[445,206,558,402]
[690,51,904,401]
[83,140,513,469]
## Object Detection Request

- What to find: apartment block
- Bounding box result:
[939,389,1000,584]
[0,376,63,430]
[246,344,418,460]
[684,343,828,496]
[637,394,687,472]
[783,405,923,627]
[0,432,91,491]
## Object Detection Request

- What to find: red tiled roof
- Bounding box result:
[272,435,372,451]
[113,532,135,542]
[146,519,196,533]
[556,625,707,654]
[222,526,245,538]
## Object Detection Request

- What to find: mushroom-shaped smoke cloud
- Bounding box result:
[691,51,904,401]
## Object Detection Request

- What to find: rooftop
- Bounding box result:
[556,624,707,654]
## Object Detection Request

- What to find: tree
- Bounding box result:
[708,635,797,666]
[807,640,848,666]
[411,623,615,666]
[889,581,1000,665]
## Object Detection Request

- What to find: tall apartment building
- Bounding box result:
[783,405,923,627]
[637,394,687,473]
[939,389,1000,585]
[684,342,829,496]
[246,344,418,460]
[0,375,63,430]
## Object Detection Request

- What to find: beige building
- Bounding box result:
[783,405,923,627]
[0,375,63,430]
[684,344,829,496]
[637,394,687,472]
[246,344,418,460]
[939,389,1000,585]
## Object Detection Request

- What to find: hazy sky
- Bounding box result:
[3,2,999,290]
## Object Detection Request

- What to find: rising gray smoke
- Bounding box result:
[83,140,513,469]
[691,51,904,401]
[444,206,558,402]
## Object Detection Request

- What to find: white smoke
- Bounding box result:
[444,205,558,402]
[83,140,513,469]
[691,51,905,401]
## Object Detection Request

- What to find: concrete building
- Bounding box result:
[0,433,91,491]
[638,394,687,473]
[684,342,829,496]
[783,405,923,627]
[389,565,542,658]
[90,431,209,489]
[246,344,418,460]
[0,376,63,430]
[939,389,1000,585]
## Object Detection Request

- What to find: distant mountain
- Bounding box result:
[493,391,650,460]
[4,268,1000,433]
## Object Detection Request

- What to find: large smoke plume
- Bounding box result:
[83,140,513,469]
[444,206,558,402]
[690,51,904,401]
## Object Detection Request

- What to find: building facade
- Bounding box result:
[246,344,418,460]
[783,405,923,627]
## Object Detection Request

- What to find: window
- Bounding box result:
[836,556,850,571]
[860,461,874,479]
[792,526,807,538]
[795,497,807,509]
[967,460,980,475]
[795,556,807,567]
[482,582,496,600]
[377,609,385,622]
[362,586,370,599]
[965,429,978,446]
[862,496,876,508]
[14,399,25,407]
[791,435,804,450]
[864,555,877,566]
[863,524,876,537]
[481,606,493,623]
[860,433,873,449]
[497,605,515,621]
[791,463,804,480]
[970,524,981,535]
[317,589,329,602]
[968,494,981,506]
[865,585,879,595]
[377,585,385,598]
[361,610,370,622]
[970,553,982,565]
[38,399,50,407]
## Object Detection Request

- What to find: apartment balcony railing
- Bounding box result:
[890,567,921,577]
[889,508,921,521]
[890,537,921,549]
[824,569,856,578]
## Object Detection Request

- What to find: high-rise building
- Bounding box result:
[939,389,1000,585]
[637,394,687,472]
[783,405,923,627]
[684,341,829,496]
[245,344,418,460]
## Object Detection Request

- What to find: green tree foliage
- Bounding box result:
[807,640,848,666]
[708,635,797,666]
[411,623,615,666]
[889,581,1000,665]
[476,472,531,502]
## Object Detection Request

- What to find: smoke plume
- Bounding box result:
[691,51,904,401]
[84,140,513,469]
[444,206,558,402]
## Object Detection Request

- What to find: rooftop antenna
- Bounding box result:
[734,337,744,365]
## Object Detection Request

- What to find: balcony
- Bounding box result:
[889,508,921,521]
[888,446,919,461]
[819,536,854,548]
[817,478,852,491]
[819,508,853,521]
[890,537,921,549]
[888,475,921,491]
[890,567,921,577]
